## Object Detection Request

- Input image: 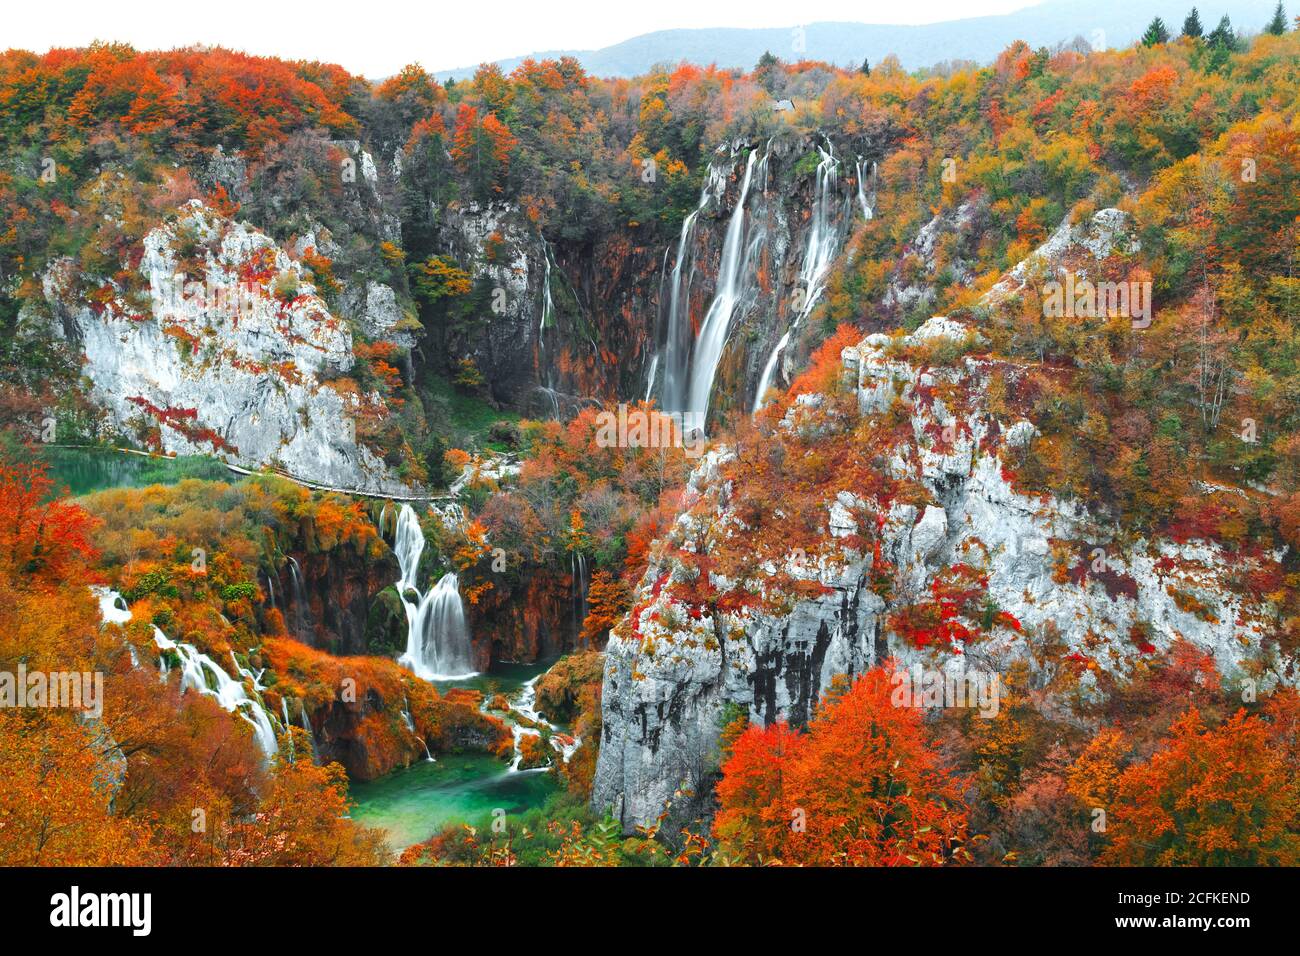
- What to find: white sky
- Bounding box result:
[3,0,1039,78]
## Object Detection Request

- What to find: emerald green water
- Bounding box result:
[431,658,553,696]
[46,445,561,855]
[348,755,559,852]
[349,658,560,853]
[41,447,230,497]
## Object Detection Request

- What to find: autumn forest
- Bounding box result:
[1,0,1299,902]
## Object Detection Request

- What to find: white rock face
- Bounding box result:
[47,201,410,494]
[984,207,1139,304]
[593,314,1292,832]
[882,201,978,313]
[340,280,416,350]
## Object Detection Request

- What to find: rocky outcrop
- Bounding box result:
[983,207,1138,304]
[466,569,577,668]
[436,201,547,407]
[43,201,410,494]
[592,315,1293,831]
[338,280,419,351]
[276,547,401,656]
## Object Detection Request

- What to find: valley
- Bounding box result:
[1,7,1298,874]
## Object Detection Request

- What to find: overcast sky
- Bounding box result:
[3,0,1039,77]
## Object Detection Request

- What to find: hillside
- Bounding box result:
[0,7,1298,875]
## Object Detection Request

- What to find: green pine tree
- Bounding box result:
[1183,7,1204,37]
[860,57,871,76]
[1266,2,1288,34]
[1142,17,1171,45]
[1207,14,1237,48]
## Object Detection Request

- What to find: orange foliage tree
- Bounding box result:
[714,667,972,866]
[1099,706,1300,866]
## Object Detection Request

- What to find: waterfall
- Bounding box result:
[400,695,434,761]
[152,629,279,756]
[391,504,477,681]
[393,503,424,594]
[855,156,876,221]
[572,551,589,635]
[754,329,792,414]
[660,207,705,414]
[506,675,582,772]
[285,556,309,641]
[642,352,660,403]
[299,703,320,762]
[94,585,278,757]
[95,586,132,625]
[281,698,294,760]
[537,244,557,396]
[753,142,853,414]
[658,160,729,415]
[685,145,766,424]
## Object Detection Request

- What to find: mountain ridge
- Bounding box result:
[437,0,1281,79]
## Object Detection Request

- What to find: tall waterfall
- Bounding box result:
[535,243,559,412]
[656,162,725,414]
[685,145,767,424]
[285,556,309,641]
[855,156,876,221]
[753,142,856,413]
[392,504,476,681]
[93,586,278,756]
[572,551,589,634]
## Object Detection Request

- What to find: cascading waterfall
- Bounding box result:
[400,695,435,761]
[685,145,767,424]
[392,504,476,681]
[753,142,856,414]
[656,159,730,414]
[286,556,308,640]
[506,675,582,772]
[571,551,589,634]
[152,631,278,756]
[93,586,278,756]
[855,156,876,221]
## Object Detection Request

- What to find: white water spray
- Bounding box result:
[753,142,854,414]
[93,586,278,756]
[686,146,766,423]
[392,504,477,681]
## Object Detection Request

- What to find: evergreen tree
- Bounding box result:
[1266,2,1288,34]
[754,50,782,94]
[1183,7,1204,37]
[1208,14,1237,48]
[1142,17,1172,45]
[860,57,871,76]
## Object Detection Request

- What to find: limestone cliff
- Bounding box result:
[41,200,410,494]
[592,312,1294,831]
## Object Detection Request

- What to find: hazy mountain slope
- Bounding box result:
[440,0,1280,79]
